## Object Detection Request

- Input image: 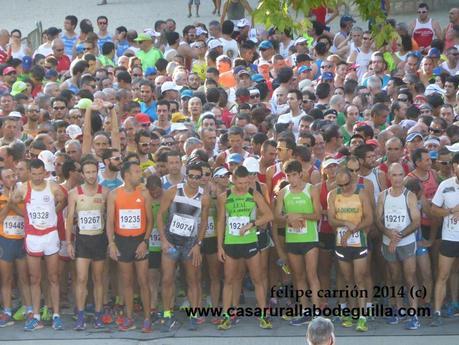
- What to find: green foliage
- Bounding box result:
[253,0,398,49]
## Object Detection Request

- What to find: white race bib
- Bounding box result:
[28,205,50,228]
[3,215,24,236]
[287,226,307,235]
[228,216,250,236]
[384,208,407,231]
[169,214,195,237]
[149,228,161,248]
[446,215,459,232]
[78,210,102,231]
[119,209,141,230]
[205,217,216,238]
[336,226,361,246]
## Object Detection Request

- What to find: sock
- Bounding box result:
[34,313,40,321]
[164,310,172,318]
[4,308,12,316]
[25,306,33,314]
[77,310,84,317]
[53,313,60,319]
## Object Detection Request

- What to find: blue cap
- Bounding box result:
[259,40,273,50]
[251,74,265,83]
[76,44,85,54]
[45,69,58,79]
[340,16,356,25]
[227,153,244,164]
[22,56,32,71]
[234,65,250,76]
[321,71,334,81]
[297,65,312,74]
[406,132,424,143]
[181,89,193,99]
[144,67,157,76]
[427,47,441,58]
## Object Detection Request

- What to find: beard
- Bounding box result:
[109,162,121,172]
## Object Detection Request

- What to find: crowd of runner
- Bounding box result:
[0,1,458,335]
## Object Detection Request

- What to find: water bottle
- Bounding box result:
[167,246,179,260]
[276,258,291,275]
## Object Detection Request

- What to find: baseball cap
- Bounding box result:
[66,124,83,140]
[75,98,93,110]
[226,153,244,164]
[294,37,308,45]
[446,143,459,153]
[208,38,223,50]
[406,132,424,142]
[38,150,55,173]
[8,111,22,119]
[340,16,356,25]
[322,157,339,169]
[3,67,16,76]
[424,84,445,96]
[427,47,441,58]
[45,69,58,79]
[181,89,193,99]
[234,66,250,77]
[135,112,151,125]
[144,67,157,76]
[399,119,417,131]
[324,109,338,117]
[259,40,273,50]
[366,139,379,147]
[243,157,260,173]
[161,81,179,94]
[237,18,251,28]
[251,74,265,83]
[10,81,27,96]
[196,27,208,36]
[213,166,230,178]
[22,56,32,71]
[419,103,433,111]
[170,122,188,132]
[321,72,334,81]
[424,136,440,147]
[134,33,153,42]
[297,65,312,74]
[171,112,187,123]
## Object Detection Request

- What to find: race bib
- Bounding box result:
[3,215,24,236]
[149,228,161,248]
[384,208,407,230]
[228,216,250,236]
[287,226,307,235]
[205,217,216,238]
[28,205,50,228]
[169,214,195,237]
[78,210,102,231]
[336,226,361,246]
[446,215,459,232]
[119,209,141,230]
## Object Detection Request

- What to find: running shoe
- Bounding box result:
[160,317,176,332]
[52,316,64,330]
[101,306,113,325]
[230,314,240,325]
[142,319,152,333]
[217,316,232,330]
[355,317,368,332]
[211,316,221,325]
[74,313,86,331]
[93,313,105,329]
[40,306,52,321]
[118,317,135,331]
[259,316,273,329]
[24,317,44,332]
[196,316,206,325]
[430,312,443,327]
[188,317,198,331]
[289,314,311,326]
[341,315,353,328]
[13,306,26,321]
[179,299,190,311]
[0,313,14,327]
[405,316,421,330]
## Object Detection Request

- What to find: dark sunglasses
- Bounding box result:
[437,161,450,165]
[188,174,202,180]
[53,106,66,110]
[429,127,442,134]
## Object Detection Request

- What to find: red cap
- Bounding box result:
[366,139,378,147]
[3,67,16,76]
[135,113,151,124]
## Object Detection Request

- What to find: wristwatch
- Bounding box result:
[197,240,203,246]
[143,238,149,246]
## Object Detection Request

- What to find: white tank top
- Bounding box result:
[362,168,381,203]
[26,181,58,231]
[412,18,435,48]
[355,49,373,80]
[382,189,415,246]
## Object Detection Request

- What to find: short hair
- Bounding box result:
[322,124,340,143]
[228,126,244,137]
[81,158,98,171]
[185,161,202,175]
[295,145,312,162]
[316,83,330,99]
[135,129,151,144]
[101,148,119,161]
[371,103,389,117]
[62,159,78,179]
[101,41,115,55]
[121,160,139,179]
[354,143,375,160]
[146,174,162,189]
[411,148,428,167]
[252,133,268,146]
[283,159,302,174]
[233,165,249,178]
[307,317,334,345]
[29,158,45,170]
[65,15,78,27]
[277,133,296,151]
